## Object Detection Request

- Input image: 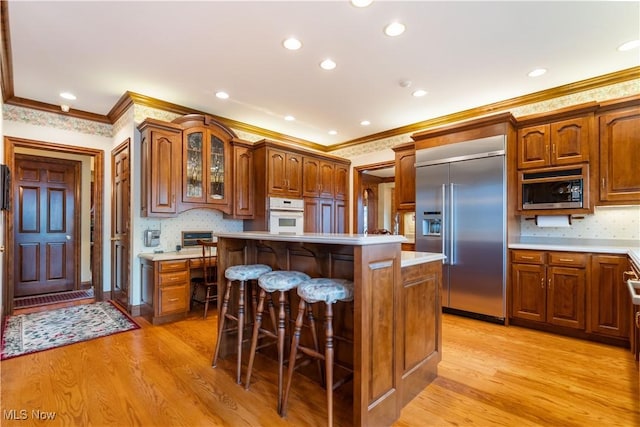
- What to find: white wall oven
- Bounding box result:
[268,197,304,235]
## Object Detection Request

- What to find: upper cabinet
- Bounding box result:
[303,157,338,199]
[138,119,183,217]
[231,140,255,218]
[392,142,416,210]
[173,115,233,215]
[267,147,303,197]
[334,163,349,200]
[139,114,254,218]
[517,109,595,170]
[597,96,640,205]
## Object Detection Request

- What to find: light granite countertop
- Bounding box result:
[508,236,640,267]
[215,231,407,245]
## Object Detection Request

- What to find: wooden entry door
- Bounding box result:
[13,154,79,297]
[111,140,130,309]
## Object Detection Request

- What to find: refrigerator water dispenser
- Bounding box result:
[422,213,442,236]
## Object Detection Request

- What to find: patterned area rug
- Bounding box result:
[1,301,139,360]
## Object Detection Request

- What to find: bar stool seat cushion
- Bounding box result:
[225,264,272,281]
[298,278,354,304]
[258,271,311,292]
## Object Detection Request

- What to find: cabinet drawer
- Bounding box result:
[512,250,545,264]
[548,252,587,267]
[159,260,189,273]
[159,270,189,286]
[159,285,188,314]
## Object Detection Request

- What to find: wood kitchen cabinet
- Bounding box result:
[138,118,183,217]
[334,163,349,200]
[303,197,334,233]
[597,95,640,204]
[173,115,233,214]
[511,250,586,330]
[231,141,254,218]
[393,142,416,210]
[517,115,593,169]
[247,140,350,233]
[141,258,190,324]
[267,147,303,197]
[589,254,630,339]
[303,157,335,199]
[399,259,442,406]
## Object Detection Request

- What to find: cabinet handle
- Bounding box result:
[548,278,552,289]
[168,298,179,302]
[636,312,640,328]
[552,143,556,154]
[541,277,545,289]
[559,258,574,262]
[521,256,534,260]
[602,178,605,189]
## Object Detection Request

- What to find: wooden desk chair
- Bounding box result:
[190,239,218,318]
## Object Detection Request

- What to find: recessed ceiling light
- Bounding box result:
[215,91,229,99]
[412,89,428,97]
[360,120,371,126]
[618,39,640,51]
[384,22,405,37]
[351,0,373,7]
[328,130,338,135]
[320,59,337,70]
[283,37,302,50]
[60,92,76,100]
[528,68,547,77]
[284,115,295,121]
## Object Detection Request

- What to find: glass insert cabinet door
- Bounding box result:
[186,131,204,199]
[209,135,225,199]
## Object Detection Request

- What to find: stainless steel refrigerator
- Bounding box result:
[415,135,506,321]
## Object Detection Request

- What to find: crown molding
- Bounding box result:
[1,1,14,101]
[327,66,640,152]
[109,91,327,152]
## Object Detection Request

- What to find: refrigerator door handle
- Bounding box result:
[441,184,447,265]
[450,182,455,265]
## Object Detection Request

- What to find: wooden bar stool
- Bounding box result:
[212,264,272,384]
[245,270,311,414]
[281,278,354,426]
[190,240,217,319]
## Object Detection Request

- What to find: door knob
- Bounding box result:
[66,235,71,240]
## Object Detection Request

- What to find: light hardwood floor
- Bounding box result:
[1,308,638,426]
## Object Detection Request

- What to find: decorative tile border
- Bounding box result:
[3,104,112,137]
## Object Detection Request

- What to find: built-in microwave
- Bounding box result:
[520,166,586,210]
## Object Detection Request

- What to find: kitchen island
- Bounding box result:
[214,231,444,426]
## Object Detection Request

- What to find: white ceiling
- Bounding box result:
[7,1,640,146]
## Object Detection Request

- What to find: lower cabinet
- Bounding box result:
[589,254,630,338]
[510,250,631,345]
[511,250,586,329]
[141,258,190,324]
[400,260,442,406]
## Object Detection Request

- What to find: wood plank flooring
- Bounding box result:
[1,309,638,426]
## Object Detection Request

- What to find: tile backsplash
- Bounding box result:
[139,209,243,252]
[520,205,640,239]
